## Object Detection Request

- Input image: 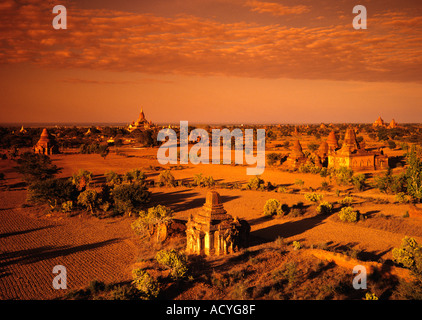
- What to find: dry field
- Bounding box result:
[0,142,421,300]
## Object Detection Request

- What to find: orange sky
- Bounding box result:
[0,0,421,124]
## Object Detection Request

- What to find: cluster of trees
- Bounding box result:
[14,153,151,217]
[373,146,422,202]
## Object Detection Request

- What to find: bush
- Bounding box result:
[304,193,323,203]
[351,174,366,191]
[105,171,122,185]
[112,183,151,215]
[27,178,78,209]
[131,205,174,241]
[338,206,359,222]
[131,268,160,299]
[246,176,265,190]
[14,152,61,183]
[70,169,92,191]
[263,199,285,216]
[316,201,333,215]
[298,163,321,174]
[124,169,146,183]
[77,189,99,214]
[155,249,188,280]
[61,200,73,213]
[392,237,422,278]
[266,153,282,166]
[339,196,353,206]
[395,192,410,204]
[193,173,215,187]
[157,170,176,187]
[333,166,354,186]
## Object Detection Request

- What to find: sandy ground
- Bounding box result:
[0,147,421,299]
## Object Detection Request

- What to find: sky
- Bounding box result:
[0,0,421,125]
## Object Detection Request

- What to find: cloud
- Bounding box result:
[244,0,310,16]
[61,77,174,85]
[0,0,421,83]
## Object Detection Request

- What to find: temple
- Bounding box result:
[327,127,388,171]
[34,128,59,155]
[186,191,250,256]
[128,108,154,132]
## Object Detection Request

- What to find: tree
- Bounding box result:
[131,268,160,299]
[14,152,61,183]
[131,205,174,242]
[112,183,151,215]
[77,189,99,214]
[27,178,78,209]
[351,174,367,191]
[392,237,422,278]
[405,146,422,202]
[155,249,188,280]
[70,169,92,191]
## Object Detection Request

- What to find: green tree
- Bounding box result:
[131,268,160,299]
[28,178,78,209]
[14,152,61,183]
[155,249,188,280]
[392,237,422,278]
[77,189,99,214]
[112,183,151,215]
[131,205,174,241]
[405,146,422,202]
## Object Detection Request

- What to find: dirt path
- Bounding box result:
[0,191,137,300]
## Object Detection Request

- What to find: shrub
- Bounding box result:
[14,152,61,183]
[61,200,73,213]
[263,199,285,216]
[77,189,99,214]
[193,173,215,187]
[338,206,359,222]
[365,292,379,300]
[304,193,323,203]
[132,205,174,241]
[246,176,265,190]
[292,241,301,250]
[70,169,92,191]
[392,237,422,277]
[351,174,367,191]
[131,268,160,299]
[202,175,216,188]
[339,196,353,206]
[266,153,282,166]
[316,201,333,215]
[124,169,146,183]
[334,166,354,186]
[105,171,122,185]
[295,179,304,187]
[395,192,410,204]
[405,146,422,202]
[27,178,78,209]
[155,249,188,280]
[157,170,176,187]
[112,183,151,215]
[298,163,321,174]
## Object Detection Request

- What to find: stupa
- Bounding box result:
[286,140,307,169]
[34,128,59,155]
[326,130,339,152]
[373,116,385,127]
[186,191,250,256]
[388,119,398,129]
